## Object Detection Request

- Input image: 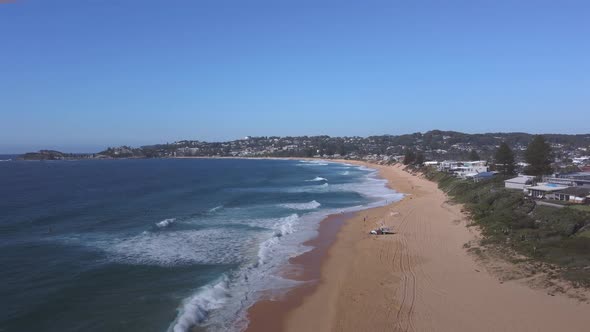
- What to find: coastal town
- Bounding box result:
[21,131,590,162]
[430,159,590,205]
[20,130,590,207]
[21,131,590,203]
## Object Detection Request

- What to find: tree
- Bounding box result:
[468,149,480,161]
[525,135,553,176]
[494,142,515,176]
[415,153,425,166]
[403,149,415,165]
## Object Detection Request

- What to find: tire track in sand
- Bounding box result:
[392,207,418,332]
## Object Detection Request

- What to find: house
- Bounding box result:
[464,160,488,167]
[572,156,590,164]
[543,172,590,187]
[454,161,489,179]
[526,183,568,199]
[438,160,461,172]
[469,171,496,182]
[504,175,534,190]
[553,187,590,204]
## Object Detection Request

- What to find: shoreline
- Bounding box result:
[243,159,400,332]
[243,212,352,332]
[244,161,590,332]
[243,160,406,331]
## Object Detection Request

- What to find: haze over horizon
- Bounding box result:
[1,0,589,153]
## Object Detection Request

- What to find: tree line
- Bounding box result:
[410,135,555,177]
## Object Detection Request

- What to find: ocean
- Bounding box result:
[0,158,402,332]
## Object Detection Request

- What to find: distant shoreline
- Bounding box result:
[14,131,590,164]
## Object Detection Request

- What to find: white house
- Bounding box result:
[438,160,461,172]
[454,161,489,179]
[504,175,535,190]
[553,187,590,204]
[573,156,590,164]
[526,183,568,199]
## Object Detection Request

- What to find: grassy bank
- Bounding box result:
[422,168,590,287]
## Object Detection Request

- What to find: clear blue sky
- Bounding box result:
[1,0,589,153]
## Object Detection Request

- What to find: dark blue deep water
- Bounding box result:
[0,158,401,332]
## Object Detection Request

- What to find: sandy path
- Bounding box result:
[282,163,590,332]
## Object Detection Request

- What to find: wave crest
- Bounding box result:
[257,214,299,266]
[209,205,223,213]
[279,200,321,210]
[170,276,230,332]
[305,177,328,182]
[156,218,176,228]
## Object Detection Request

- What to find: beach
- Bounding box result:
[246,162,590,332]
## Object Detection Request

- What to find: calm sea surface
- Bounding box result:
[0,158,401,332]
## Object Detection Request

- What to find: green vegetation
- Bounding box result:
[494,142,516,176]
[525,135,553,175]
[20,150,91,160]
[424,168,590,286]
[403,149,415,165]
[403,149,425,166]
[571,205,590,213]
[19,130,590,160]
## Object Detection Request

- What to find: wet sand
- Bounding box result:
[246,161,590,332]
[244,213,350,332]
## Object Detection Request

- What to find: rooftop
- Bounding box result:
[527,184,568,192]
[559,187,590,197]
[505,176,534,184]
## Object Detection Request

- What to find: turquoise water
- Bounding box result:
[0,158,401,332]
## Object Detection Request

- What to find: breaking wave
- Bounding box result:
[209,205,223,213]
[297,160,329,166]
[305,177,328,182]
[257,214,298,266]
[170,277,230,332]
[156,218,176,228]
[279,200,321,210]
[168,213,304,332]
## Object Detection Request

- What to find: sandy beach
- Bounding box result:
[246,161,590,332]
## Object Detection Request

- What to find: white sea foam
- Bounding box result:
[297,160,329,166]
[171,276,230,332]
[305,176,328,182]
[298,163,328,166]
[284,182,329,193]
[94,228,255,266]
[209,205,223,213]
[257,214,298,266]
[156,218,176,228]
[168,213,308,332]
[279,200,321,210]
[165,162,403,332]
[330,171,404,205]
[340,171,350,175]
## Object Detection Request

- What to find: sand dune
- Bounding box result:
[276,162,590,332]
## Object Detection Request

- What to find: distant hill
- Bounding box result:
[21,150,69,160]
[19,130,590,161]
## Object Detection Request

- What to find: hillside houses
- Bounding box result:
[437,160,490,179]
[504,175,534,190]
[504,172,590,205]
